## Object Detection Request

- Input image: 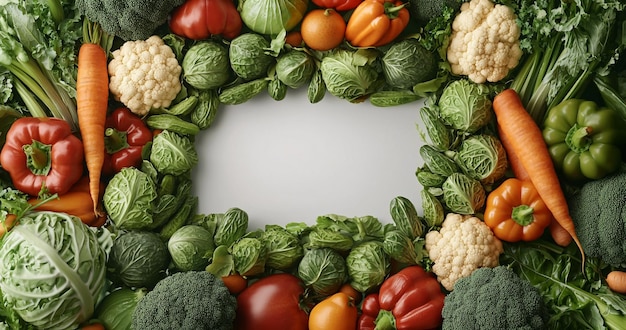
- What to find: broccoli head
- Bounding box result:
[569,171,626,267]
[408,0,462,26]
[75,0,186,41]
[132,271,237,330]
[442,266,548,330]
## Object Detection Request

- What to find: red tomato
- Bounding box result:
[311,0,363,11]
[168,0,242,40]
[235,273,309,330]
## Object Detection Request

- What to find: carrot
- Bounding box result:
[497,124,529,181]
[607,271,626,294]
[0,214,18,238]
[492,89,585,265]
[76,20,111,215]
[222,274,248,295]
[548,219,573,247]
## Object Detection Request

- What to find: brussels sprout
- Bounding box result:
[95,287,147,330]
[276,49,315,88]
[320,49,380,102]
[307,227,354,252]
[239,0,309,35]
[0,212,107,330]
[382,38,437,89]
[229,33,274,80]
[214,208,249,247]
[316,214,385,243]
[262,224,304,270]
[420,104,452,150]
[382,229,418,265]
[108,231,170,288]
[416,166,447,188]
[442,172,486,214]
[390,196,423,239]
[168,225,215,271]
[438,79,492,133]
[420,144,459,177]
[104,167,157,230]
[268,78,288,100]
[455,134,508,185]
[191,89,220,129]
[421,189,445,227]
[150,130,198,176]
[298,248,348,297]
[307,69,326,104]
[232,237,268,276]
[182,41,230,90]
[346,241,390,292]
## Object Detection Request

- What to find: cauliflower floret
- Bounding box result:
[446,0,523,83]
[108,35,182,116]
[425,213,503,291]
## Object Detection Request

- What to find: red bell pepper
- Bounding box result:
[358,266,445,330]
[312,0,363,11]
[0,117,84,197]
[168,0,243,40]
[103,107,152,175]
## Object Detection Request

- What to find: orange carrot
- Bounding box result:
[548,219,573,247]
[606,270,626,294]
[497,124,529,181]
[76,20,110,215]
[492,89,585,264]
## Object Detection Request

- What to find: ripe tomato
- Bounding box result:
[300,9,346,51]
[235,273,309,330]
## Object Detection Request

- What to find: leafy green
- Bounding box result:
[168,225,215,272]
[502,239,626,330]
[0,0,81,129]
[509,0,626,123]
[298,248,348,297]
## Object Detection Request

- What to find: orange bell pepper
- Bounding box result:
[345,0,409,47]
[484,178,553,242]
[28,176,107,227]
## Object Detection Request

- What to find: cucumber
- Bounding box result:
[146,114,200,135]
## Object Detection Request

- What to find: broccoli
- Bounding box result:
[131,271,237,330]
[408,0,462,26]
[442,266,548,330]
[569,170,626,267]
[75,0,185,41]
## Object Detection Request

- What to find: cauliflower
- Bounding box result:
[446,0,523,83]
[108,35,182,116]
[425,213,503,291]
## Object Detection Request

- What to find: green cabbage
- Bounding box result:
[382,39,437,89]
[95,287,147,330]
[149,130,198,176]
[0,211,107,330]
[298,248,347,297]
[346,241,390,292]
[238,0,309,35]
[168,225,215,271]
[276,49,315,88]
[103,167,157,230]
[108,231,170,288]
[320,49,380,102]
[438,79,492,133]
[182,41,231,90]
[262,225,304,271]
[442,172,486,215]
[454,134,508,185]
[232,237,268,276]
[229,33,274,80]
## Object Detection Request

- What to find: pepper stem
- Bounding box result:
[22,140,52,176]
[511,204,534,227]
[565,123,592,153]
[104,127,129,154]
[374,309,396,330]
[384,1,405,19]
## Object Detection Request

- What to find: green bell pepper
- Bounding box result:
[542,99,626,181]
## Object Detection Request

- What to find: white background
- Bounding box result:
[192,89,426,230]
